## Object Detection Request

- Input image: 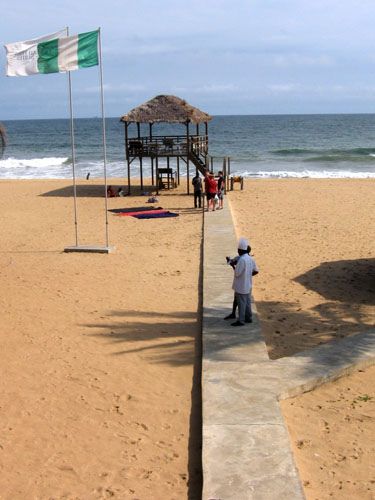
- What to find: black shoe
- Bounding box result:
[245,318,253,323]
[224,313,236,320]
[231,321,245,327]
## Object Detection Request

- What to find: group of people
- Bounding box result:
[192,170,225,211]
[225,237,259,327]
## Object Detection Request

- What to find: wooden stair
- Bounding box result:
[188,149,208,176]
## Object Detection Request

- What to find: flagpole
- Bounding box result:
[68,71,79,246]
[66,26,79,247]
[98,27,109,247]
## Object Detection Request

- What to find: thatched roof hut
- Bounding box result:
[120,94,212,124]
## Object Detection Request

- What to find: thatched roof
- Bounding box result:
[120,95,212,124]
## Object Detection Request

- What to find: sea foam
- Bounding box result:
[240,169,375,179]
[0,157,70,179]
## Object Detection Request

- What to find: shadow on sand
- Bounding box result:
[80,258,374,497]
[294,258,375,305]
[82,224,205,498]
[40,183,155,198]
[256,258,374,359]
[40,183,196,198]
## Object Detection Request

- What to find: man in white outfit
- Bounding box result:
[231,237,259,327]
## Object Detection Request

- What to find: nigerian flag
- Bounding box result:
[5,29,99,77]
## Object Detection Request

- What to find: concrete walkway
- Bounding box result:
[201,201,375,500]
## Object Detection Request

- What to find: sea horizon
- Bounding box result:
[4,111,375,121]
[1,114,375,180]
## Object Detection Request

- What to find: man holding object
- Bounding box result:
[231,237,259,327]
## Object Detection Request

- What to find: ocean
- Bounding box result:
[1,114,375,179]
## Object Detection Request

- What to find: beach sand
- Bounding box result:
[229,178,374,500]
[0,179,203,499]
[229,179,374,359]
[280,366,375,500]
[0,178,373,499]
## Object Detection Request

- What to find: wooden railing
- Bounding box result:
[127,134,208,157]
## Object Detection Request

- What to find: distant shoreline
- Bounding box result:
[3,111,375,122]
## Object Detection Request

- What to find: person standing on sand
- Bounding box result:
[204,171,218,211]
[217,170,225,209]
[224,244,252,320]
[230,237,259,327]
[192,172,202,208]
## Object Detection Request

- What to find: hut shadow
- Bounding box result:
[293,258,375,305]
[40,183,157,198]
[41,184,107,198]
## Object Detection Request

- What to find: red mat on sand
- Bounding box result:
[116,209,167,217]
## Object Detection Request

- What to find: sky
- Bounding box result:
[1,0,375,119]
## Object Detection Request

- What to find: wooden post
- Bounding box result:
[186,121,190,195]
[177,156,180,185]
[227,157,231,191]
[136,122,143,191]
[150,123,154,188]
[140,157,144,192]
[223,156,227,194]
[124,122,131,194]
[210,156,213,172]
[156,155,159,195]
[151,157,154,188]
[205,121,208,154]
[167,156,170,189]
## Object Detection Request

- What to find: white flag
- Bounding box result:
[5,29,68,77]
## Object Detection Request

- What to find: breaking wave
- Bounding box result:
[272,147,375,163]
[238,169,375,179]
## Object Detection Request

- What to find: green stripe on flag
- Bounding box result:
[37,38,59,74]
[78,30,99,69]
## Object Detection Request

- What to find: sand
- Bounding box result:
[281,366,375,500]
[0,179,202,499]
[0,177,373,499]
[229,178,374,500]
[229,179,374,359]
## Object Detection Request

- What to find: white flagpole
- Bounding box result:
[64,27,113,253]
[66,26,79,246]
[68,71,79,246]
[98,27,110,248]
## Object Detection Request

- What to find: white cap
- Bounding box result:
[238,237,249,251]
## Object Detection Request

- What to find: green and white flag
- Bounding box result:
[5,29,99,77]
